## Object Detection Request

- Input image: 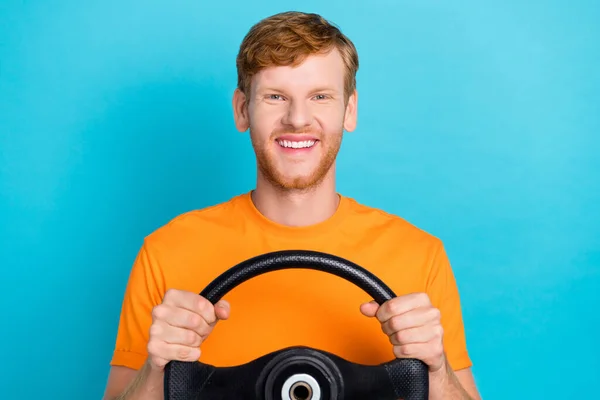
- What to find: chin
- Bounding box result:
[257,154,335,191]
[261,170,318,191]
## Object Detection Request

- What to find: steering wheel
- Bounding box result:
[164,250,429,400]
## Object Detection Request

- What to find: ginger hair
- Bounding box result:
[236,11,359,104]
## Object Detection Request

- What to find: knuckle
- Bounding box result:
[387,316,400,332]
[394,344,412,357]
[429,307,441,320]
[147,340,161,357]
[164,288,178,300]
[151,305,162,320]
[177,347,192,360]
[149,323,162,338]
[197,323,211,337]
[187,330,198,345]
[197,296,208,310]
[436,325,444,338]
[198,298,214,318]
[394,331,406,344]
[152,304,170,321]
[187,312,202,328]
[396,327,410,342]
[385,301,398,316]
[152,357,166,368]
[418,293,430,304]
[176,347,188,359]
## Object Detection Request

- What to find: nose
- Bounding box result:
[281,99,313,129]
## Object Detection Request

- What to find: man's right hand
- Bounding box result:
[146,289,231,371]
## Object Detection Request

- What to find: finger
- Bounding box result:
[393,342,426,359]
[163,289,218,325]
[152,304,212,336]
[376,293,432,322]
[359,300,379,317]
[389,323,444,346]
[150,320,203,347]
[214,299,231,321]
[149,355,170,370]
[197,297,220,326]
[148,339,201,363]
[381,307,441,335]
[162,289,206,312]
[392,341,445,371]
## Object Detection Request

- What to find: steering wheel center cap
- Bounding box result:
[282,373,321,400]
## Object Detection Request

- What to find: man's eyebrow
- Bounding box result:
[255,86,340,94]
[255,87,285,94]
[309,87,340,93]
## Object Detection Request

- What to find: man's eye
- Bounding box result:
[314,94,328,100]
[268,94,283,100]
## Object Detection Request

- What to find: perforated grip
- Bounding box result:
[164,250,430,399]
[384,359,430,400]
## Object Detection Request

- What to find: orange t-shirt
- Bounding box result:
[110,192,472,371]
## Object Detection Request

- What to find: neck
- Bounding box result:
[251,169,339,227]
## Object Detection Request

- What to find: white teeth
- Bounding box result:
[278,140,316,149]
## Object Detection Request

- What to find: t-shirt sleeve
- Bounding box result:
[110,239,165,370]
[425,240,472,371]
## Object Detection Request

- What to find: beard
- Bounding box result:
[250,126,343,192]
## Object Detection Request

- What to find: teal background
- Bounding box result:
[1,0,599,398]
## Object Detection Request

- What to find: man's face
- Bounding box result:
[234,49,357,191]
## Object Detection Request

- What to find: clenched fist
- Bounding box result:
[360,292,445,372]
[147,289,230,371]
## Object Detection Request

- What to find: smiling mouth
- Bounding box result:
[276,139,318,149]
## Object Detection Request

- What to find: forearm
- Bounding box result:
[428,357,473,400]
[113,361,164,400]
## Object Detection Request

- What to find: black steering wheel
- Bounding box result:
[164,250,429,400]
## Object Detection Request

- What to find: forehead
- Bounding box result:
[252,49,346,93]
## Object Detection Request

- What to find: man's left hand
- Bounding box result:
[360,293,446,372]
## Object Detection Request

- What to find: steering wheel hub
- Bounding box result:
[260,347,341,400]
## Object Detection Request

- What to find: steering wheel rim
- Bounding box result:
[164,250,429,400]
[199,249,397,304]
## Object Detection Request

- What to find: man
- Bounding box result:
[103,11,481,400]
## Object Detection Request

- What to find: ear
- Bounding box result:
[232,88,250,132]
[343,89,358,132]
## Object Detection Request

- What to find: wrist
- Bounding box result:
[429,354,451,384]
[141,360,165,395]
[428,355,472,400]
[116,360,164,400]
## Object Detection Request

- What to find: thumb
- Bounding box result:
[214,299,231,320]
[359,300,379,317]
